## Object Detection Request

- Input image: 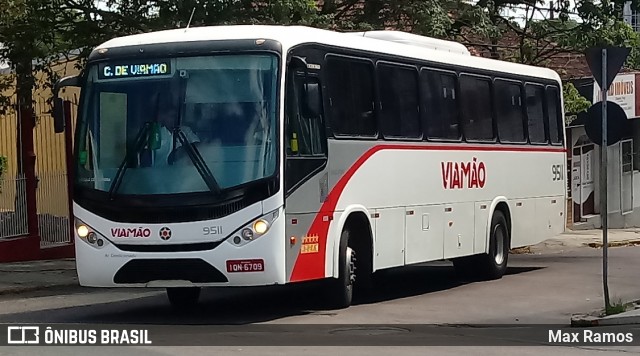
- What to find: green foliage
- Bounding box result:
[449,0,640,70]
[143,0,321,29]
[605,298,628,316]
[563,83,591,125]
[0,0,83,110]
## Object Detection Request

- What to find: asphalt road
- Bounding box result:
[0,245,639,355]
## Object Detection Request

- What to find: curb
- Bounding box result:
[571,313,640,327]
[510,246,531,254]
[586,239,640,248]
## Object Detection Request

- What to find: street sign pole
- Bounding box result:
[600,48,610,310]
[585,45,629,313]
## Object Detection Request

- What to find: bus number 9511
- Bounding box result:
[203,226,223,235]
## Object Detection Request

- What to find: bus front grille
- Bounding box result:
[113,240,224,253]
[113,258,228,284]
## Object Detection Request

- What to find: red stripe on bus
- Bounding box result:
[289,143,565,282]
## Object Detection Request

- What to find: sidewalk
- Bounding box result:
[516,228,640,254]
[0,258,77,295]
[572,303,640,326]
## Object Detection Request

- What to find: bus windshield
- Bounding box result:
[74,54,279,196]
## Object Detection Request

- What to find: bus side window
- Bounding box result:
[378,63,421,139]
[326,57,376,137]
[459,74,494,141]
[494,79,525,143]
[421,69,460,140]
[546,86,563,145]
[525,84,547,144]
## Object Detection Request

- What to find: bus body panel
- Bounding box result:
[473,200,492,255]
[285,141,566,281]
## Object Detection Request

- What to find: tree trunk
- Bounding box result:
[13,55,36,237]
[489,4,500,60]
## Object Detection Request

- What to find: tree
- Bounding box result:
[448,0,640,70]
[0,0,69,226]
[137,0,321,29]
[563,82,591,125]
[315,0,457,36]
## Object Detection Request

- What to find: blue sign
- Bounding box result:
[98,62,171,79]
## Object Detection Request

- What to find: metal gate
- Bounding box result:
[0,105,29,238]
[33,98,73,247]
[0,98,74,249]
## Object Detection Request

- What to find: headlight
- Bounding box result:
[77,225,89,238]
[74,218,108,249]
[229,208,279,247]
[253,220,269,234]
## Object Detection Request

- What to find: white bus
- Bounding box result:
[53,25,566,309]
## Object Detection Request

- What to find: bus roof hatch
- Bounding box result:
[349,30,471,56]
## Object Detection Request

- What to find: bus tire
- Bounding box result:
[453,211,509,281]
[477,210,510,280]
[325,229,355,309]
[167,287,201,309]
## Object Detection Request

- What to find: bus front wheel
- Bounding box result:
[324,229,355,309]
[166,287,201,309]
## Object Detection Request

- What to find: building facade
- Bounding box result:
[568,72,640,229]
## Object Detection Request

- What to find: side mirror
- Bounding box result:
[53,98,65,133]
[52,75,80,134]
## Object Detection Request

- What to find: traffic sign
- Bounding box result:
[584,100,630,146]
[585,47,630,90]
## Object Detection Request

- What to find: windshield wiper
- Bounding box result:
[108,122,151,200]
[174,128,222,196]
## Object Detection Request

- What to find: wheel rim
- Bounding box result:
[493,224,506,265]
[347,247,356,288]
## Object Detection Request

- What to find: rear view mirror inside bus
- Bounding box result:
[303,82,322,118]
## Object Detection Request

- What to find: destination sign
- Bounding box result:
[98,62,171,79]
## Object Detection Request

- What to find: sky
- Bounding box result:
[500,0,582,25]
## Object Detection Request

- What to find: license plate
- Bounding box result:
[226,259,264,273]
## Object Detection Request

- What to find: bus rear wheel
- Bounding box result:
[454,211,510,281]
[167,287,201,309]
[324,229,355,309]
